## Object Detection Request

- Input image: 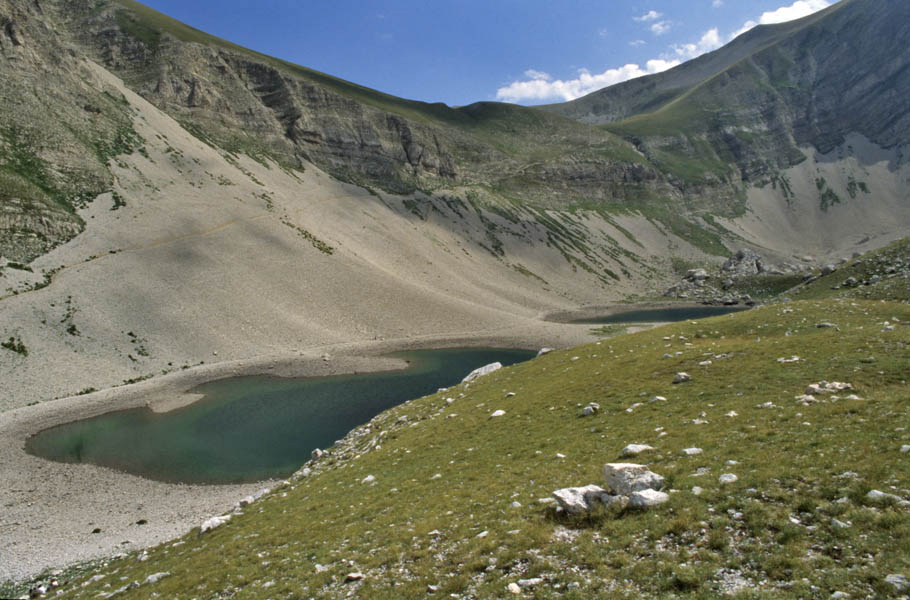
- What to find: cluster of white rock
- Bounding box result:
[795,381,861,405]
[552,463,668,514]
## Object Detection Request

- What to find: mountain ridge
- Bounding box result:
[546,0,910,184]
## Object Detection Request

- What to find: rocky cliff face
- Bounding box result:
[1,0,908,268]
[546,0,910,185]
[0,0,146,262]
[60,0,460,193]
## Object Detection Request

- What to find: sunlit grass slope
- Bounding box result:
[789,238,910,302]
[37,295,909,599]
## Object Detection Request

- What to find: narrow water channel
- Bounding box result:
[26,348,535,484]
[570,305,749,324]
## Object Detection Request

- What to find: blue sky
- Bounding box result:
[138,0,834,106]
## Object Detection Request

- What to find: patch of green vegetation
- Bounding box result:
[820,188,841,212]
[281,220,334,255]
[401,197,427,220]
[846,176,870,199]
[813,177,842,212]
[605,86,711,139]
[5,262,33,272]
[649,144,732,185]
[1,335,28,356]
[0,126,68,211]
[511,263,548,285]
[734,129,758,143]
[114,8,161,52]
[725,273,805,301]
[92,123,144,165]
[51,296,909,599]
[789,237,910,302]
[222,155,264,187]
[770,172,795,203]
[110,191,126,210]
[669,257,701,278]
[589,323,627,337]
[637,205,730,257]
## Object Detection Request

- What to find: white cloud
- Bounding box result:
[712,0,723,7]
[650,21,672,35]
[757,0,832,23]
[672,27,723,60]
[496,59,680,103]
[524,69,552,81]
[494,0,832,104]
[731,0,832,38]
[634,10,663,22]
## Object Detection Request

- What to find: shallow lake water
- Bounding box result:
[26,348,535,484]
[571,305,749,324]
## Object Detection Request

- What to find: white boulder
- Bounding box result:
[462,362,502,382]
[866,489,902,503]
[581,402,600,416]
[885,574,909,592]
[805,381,853,395]
[552,485,626,514]
[200,515,231,534]
[143,573,170,585]
[673,372,692,384]
[620,444,655,457]
[628,489,670,508]
[603,463,665,495]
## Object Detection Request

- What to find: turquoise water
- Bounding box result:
[26,348,535,484]
[572,305,749,324]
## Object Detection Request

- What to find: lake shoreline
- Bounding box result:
[0,323,595,584]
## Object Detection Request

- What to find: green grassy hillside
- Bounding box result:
[15,292,908,599]
[787,238,910,302]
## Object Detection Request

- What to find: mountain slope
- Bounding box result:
[0,60,706,411]
[15,295,909,599]
[542,2,845,125]
[546,0,910,183]
[1,0,910,409]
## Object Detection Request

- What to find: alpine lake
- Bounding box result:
[26,349,535,484]
[570,305,749,325]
